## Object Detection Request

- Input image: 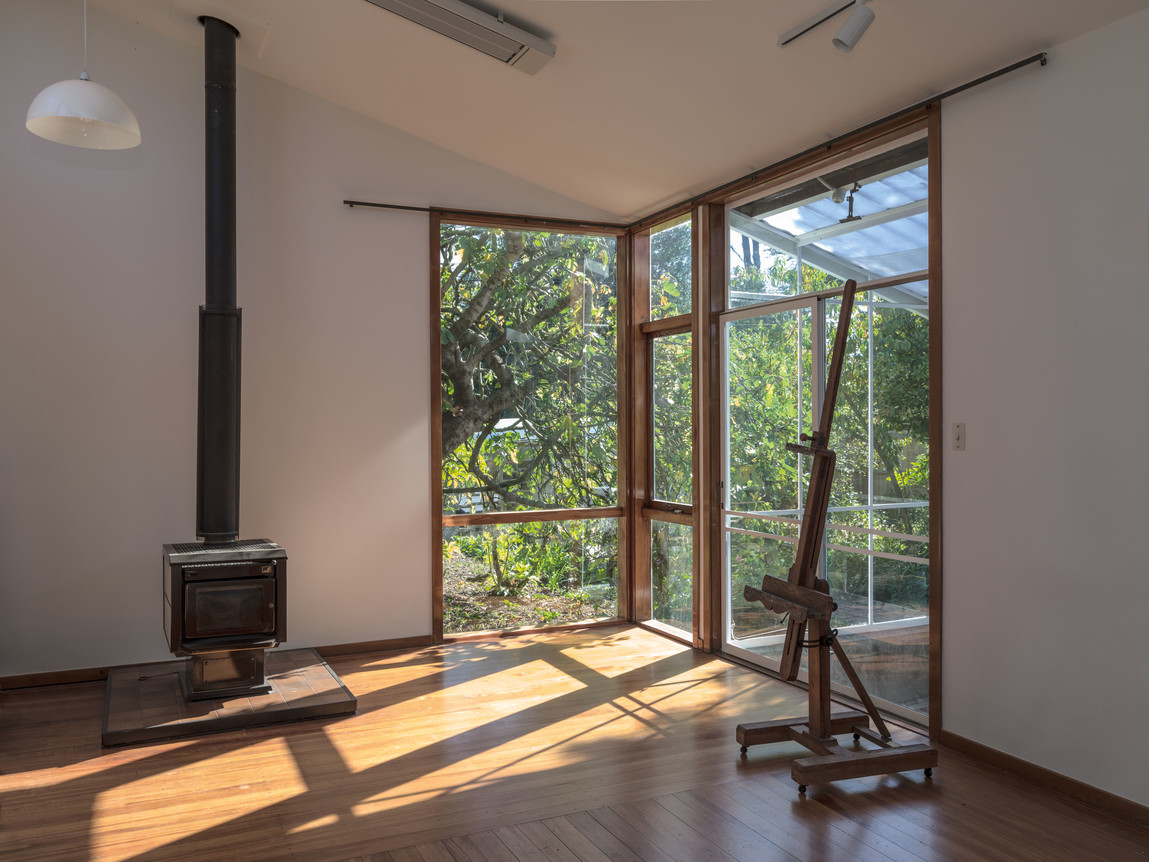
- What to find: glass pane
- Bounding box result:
[442,518,619,634]
[727,514,797,642]
[653,333,692,504]
[729,137,928,308]
[822,286,930,714]
[725,307,811,650]
[725,309,811,515]
[440,224,618,515]
[833,624,928,714]
[728,230,819,307]
[650,216,692,320]
[722,136,932,718]
[651,520,693,634]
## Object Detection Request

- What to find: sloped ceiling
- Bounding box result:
[91,0,1149,221]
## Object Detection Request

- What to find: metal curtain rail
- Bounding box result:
[634,51,1048,229]
[345,51,1046,229]
[343,200,433,213]
[342,199,627,231]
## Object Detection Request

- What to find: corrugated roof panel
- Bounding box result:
[743,165,929,281]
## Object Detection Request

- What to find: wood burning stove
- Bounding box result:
[162,17,287,702]
[163,540,287,700]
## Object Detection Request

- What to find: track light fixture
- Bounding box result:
[778,0,876,54]
[833,0,875,53]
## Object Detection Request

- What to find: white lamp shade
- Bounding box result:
[26,78,141,150]
[832,3,875,52]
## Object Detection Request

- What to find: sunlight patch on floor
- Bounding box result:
[558,629,691,677]
[287,812,341,834]
[339,657,587,774]
[89,737,303,861]
[345,656,752,818]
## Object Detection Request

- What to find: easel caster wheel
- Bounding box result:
[797,785,807,794]
[740,746,748,755]
[925,768,933,778]
[853,733,860,742]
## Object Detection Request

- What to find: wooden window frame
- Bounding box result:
[427,104,942,737]
[430,211,631,643]
[694,106,941,734]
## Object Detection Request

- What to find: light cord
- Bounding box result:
[81,0,90,81]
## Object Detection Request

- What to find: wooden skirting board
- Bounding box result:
[940,730,1149,830]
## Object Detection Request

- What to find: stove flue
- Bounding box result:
[163,16,286,701]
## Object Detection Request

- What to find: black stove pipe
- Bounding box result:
[196,16,241,543]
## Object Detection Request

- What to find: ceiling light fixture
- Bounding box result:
[778,0,875,54]
[362,0,555,74]
[26,0,141,149]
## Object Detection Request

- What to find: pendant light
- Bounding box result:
[26,0,141,149]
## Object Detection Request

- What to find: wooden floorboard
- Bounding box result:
[1,625,1147,861]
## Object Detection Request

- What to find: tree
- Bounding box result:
[722,243,931,626]
[439,223,620,605]
[650,218,693,318]
[440,224,619,513]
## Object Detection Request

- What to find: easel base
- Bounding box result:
[737,709,938,794]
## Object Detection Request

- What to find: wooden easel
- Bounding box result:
[736,279,937,793]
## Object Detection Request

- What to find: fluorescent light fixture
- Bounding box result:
[26,0,140,149]
[778,0,875,53]
[363,0,556,74]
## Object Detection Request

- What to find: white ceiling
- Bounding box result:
[91,0,1149,221]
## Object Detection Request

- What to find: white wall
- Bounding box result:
[942,10,1149,805]
[0,0,614,677]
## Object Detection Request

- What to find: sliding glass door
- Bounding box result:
[721,134,931,718]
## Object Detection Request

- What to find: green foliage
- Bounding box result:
[440,224,619,515]
[724,242,931,629]
[651,522,694,632]
[652,333,693,504]
[438,215,932,636]
[443,519,617,602]
[650,219,692,318]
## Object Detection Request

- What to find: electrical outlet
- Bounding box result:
[952,423,966,451]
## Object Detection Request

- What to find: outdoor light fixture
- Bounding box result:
[362,0,555,74]
[26,0,141,149]
[818,176,849,204]
[839,183,863,223]
[778,0,876,53]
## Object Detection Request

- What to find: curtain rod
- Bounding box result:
[345,51,1046,230]
[634,51,1048,228]
[343,200,432,213]
[342,200,626,231]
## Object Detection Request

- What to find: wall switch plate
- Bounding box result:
[952,422,966,450]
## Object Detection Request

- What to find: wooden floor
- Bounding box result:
[1,626,1146,861]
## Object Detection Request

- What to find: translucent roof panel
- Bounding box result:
[731,147,930,296]
[810,212,929,277]
[765,168,928,237]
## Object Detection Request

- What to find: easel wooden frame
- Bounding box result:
[735,279,937,792]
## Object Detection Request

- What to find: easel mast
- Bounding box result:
[736,279,937,793]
